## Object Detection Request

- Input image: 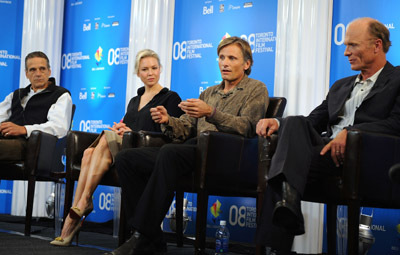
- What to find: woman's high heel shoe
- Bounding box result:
[69,199,94,220]
[50,219,83,246]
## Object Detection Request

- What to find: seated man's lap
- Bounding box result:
[0,137,27,161]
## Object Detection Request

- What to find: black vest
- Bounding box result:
[9,78,70,126]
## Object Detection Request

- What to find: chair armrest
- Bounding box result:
[66,130,99,172]
[25,130,58,176]
[122,130,172,149]
[343,130,400,201]
[267,97,287,118]
[389,163,400,184]
[195,131,258,190]
[257,134,279,193]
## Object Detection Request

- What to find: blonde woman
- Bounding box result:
[51,49,183,246]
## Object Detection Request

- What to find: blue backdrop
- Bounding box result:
[0,0,23,102]
[169,0,277,242]
[61,0,131,133]
[330,0,400,85]
[0,0,24,215]
[171,0,277,100]
[60,0,131,223]
[327,0,400,253]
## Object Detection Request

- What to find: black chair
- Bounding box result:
[174,97,287,254]
[0,104,75,236]
[389,163,400,184]
[63,130,171,245]
[259,130,400,254]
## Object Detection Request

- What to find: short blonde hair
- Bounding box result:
[134,49,161,74]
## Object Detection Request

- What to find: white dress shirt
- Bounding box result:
[0,87,73,138]
[330,67,384,138]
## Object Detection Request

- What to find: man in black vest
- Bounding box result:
[0,51,72,161]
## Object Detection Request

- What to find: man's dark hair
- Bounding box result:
[217,36,253,75]
[368,19,391,53]
[25,51,50,70]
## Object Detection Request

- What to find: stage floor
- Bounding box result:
[0,214,254,255]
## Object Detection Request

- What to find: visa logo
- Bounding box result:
[203,5,213,15]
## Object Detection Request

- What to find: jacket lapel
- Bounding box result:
[363,61,394,101]
[331,78,355,118]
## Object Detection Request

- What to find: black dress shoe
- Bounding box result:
[264,247,298,255]
[153,238,167,255]
[104,231,155,255]
[272,182,305,235]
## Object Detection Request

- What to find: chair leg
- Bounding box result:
[118,196,127,246]
[54,181,65,237]
[347,201,360,255]
[255,192,265,255]
[25,177,36,236]
[63,178,74,224]
[326,203,337,255]
[195,189,208,254]
[175,190,184,247]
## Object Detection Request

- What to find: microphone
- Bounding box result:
[167,198,189,233]
[358,210,375,255]
[389,163,400,184]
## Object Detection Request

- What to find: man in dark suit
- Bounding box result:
[255,17,400,254]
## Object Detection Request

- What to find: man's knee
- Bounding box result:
[283,115,308,126]
[158,144,181,159]
[115,149,139,171]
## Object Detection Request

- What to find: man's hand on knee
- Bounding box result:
[320,129,347,167]
[256,118,279,137]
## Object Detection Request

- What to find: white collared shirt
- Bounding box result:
[330,67,384,138]
[0,87,73,138]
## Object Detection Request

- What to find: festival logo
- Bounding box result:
[220,32,231,42]
[94,46,103,66]
[397,223,400,238]
[210,199,222,223]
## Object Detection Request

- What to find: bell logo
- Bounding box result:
[203,5,213,15]
[79,92,87,100]
[83,23,91,31]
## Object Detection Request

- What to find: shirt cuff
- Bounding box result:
[24,125,32,138]
[208,107,217,118]
[274,118,280,128]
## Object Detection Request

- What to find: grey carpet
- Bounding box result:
[0,215,251,254]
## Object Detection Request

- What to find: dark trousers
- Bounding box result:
[116,138,197,238]
[256,116,341,250]
[0,136,27,161]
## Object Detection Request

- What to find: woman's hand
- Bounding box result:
[109,122,131,137]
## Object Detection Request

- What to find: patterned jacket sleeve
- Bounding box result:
[161,113,197,142]
[206,82,269,137]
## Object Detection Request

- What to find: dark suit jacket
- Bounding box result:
[307,62,400,137]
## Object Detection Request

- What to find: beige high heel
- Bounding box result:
[69,199,94,220]
[50,219,82,246]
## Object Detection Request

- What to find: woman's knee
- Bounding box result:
[82,147,94,161]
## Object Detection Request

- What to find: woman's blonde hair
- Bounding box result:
[134,49,161,74]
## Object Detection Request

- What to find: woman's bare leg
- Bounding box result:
[74,135,112,213]
[59,135,112,239]
[72,147,95,207]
